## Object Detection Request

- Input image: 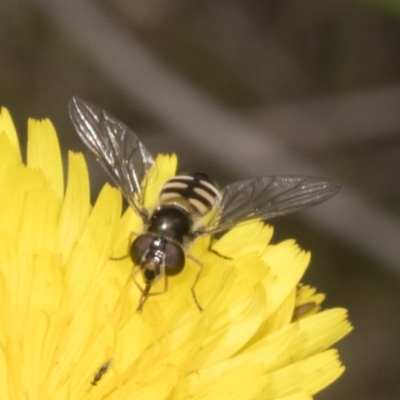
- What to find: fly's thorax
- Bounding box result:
[147,206,192,243]
[160,172,220,217]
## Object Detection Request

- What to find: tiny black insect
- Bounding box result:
[69,97,340,312]
[91,359,111,386]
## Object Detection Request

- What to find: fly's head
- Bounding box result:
[130,234,186,311]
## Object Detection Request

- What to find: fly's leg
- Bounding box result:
[110,232,138,261]
[187,254,204,312]
[132,268,169,312]
[208,247,231,260]
[208,237,232,260]
[136,284,151,313]
[187,236,234,312]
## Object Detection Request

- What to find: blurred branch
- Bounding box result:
[247,85,400,149]
[33,0,400,273]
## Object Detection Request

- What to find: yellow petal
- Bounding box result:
[118,364,178,400]
[27,118,64,202]
[0,133,21,180]
[213,222,274,257]
[188,323,298,384]
[57,152,90,263]
[260,349,344,398]
[188,363,266,400]
[0,107,21,160]
[273,392,313,400]
[65,183,122,303]
[256,287,296,336]
[0,346,9,399]
[18,185,59,255]
[262,241,311,319]
[268,308,353,371]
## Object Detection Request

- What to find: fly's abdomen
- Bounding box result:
[160,172,220,216]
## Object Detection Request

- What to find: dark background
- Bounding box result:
[1,1,400,398]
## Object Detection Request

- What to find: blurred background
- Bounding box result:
[1,0,400,398]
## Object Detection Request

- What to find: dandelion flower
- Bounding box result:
[0,107,352,399]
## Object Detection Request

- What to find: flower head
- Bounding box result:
[0,107,352,399]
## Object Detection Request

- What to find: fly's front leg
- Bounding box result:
[110,232,138,261]
[131,268,169,297]
[132,268,169,312]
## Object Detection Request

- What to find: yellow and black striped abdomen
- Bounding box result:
[160,172,220,216]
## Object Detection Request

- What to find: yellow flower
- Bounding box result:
[0,107,352,400]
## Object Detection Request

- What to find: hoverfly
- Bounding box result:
[69,97,340,312]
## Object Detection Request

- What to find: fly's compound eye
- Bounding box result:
[164,242,185,276]
[130,234,154,265]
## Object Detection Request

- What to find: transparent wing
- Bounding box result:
[198,176,340,235]
[69,96,154,216]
